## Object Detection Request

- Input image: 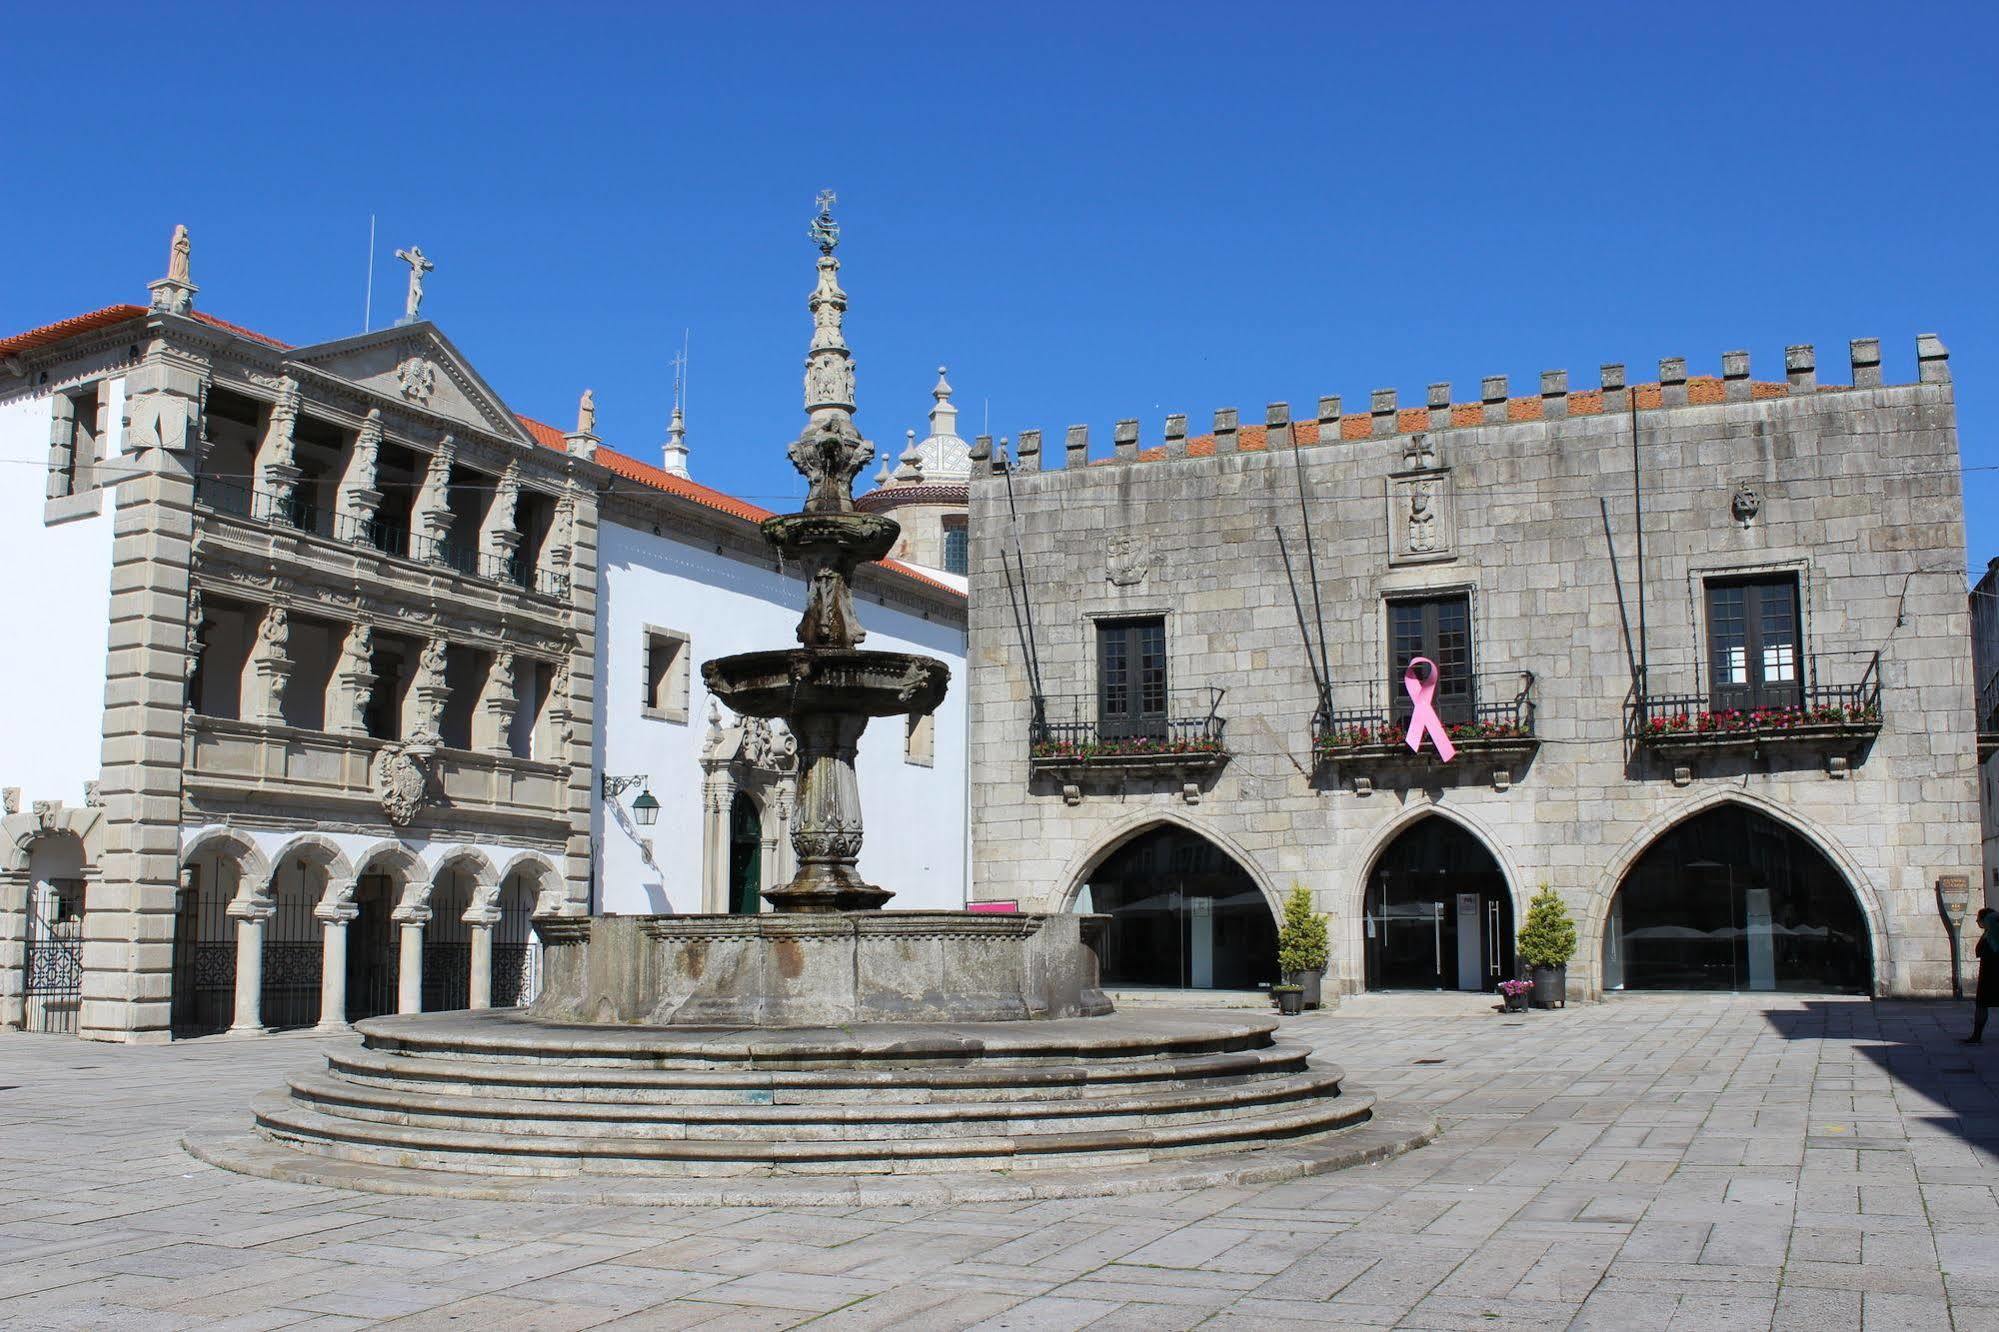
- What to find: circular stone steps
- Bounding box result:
[187,1007,1435,1204]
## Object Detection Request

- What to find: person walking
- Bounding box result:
[1965,906,1997,1045]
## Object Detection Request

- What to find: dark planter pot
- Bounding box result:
[1274,988,1304,1016]
[1285,969,1325,1010]
[1530,964,1568,1009]
[1502,989,1530,1013]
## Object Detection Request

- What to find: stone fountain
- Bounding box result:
[185,196,1430,1205]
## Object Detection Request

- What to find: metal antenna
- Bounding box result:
[363,214,376,332]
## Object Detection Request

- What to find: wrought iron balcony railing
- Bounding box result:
[196,478,570,603]
[1312,670,1537,761]
[1631,651,1882,749]
[1027,687,1228,771]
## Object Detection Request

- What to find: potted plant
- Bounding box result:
[1276,884,1330,1010]
[1271,983,1305,1016]
[1497,978,1532,1013]
[1517,885,1577,1009]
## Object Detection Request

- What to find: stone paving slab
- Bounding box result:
[2,993,1996,1329]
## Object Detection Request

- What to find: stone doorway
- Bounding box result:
[1603,804,1871,993]
[728,794,763,915]
[1364,818,1514,993]
[1075,825,1277,990]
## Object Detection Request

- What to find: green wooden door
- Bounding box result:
[728,793,762,915]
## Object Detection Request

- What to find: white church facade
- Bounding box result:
[0,227,967,1042]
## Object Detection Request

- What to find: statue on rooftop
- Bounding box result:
[395,245,434,322]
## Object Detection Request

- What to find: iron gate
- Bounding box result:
[492,878,539,1007]
[262,881,323,1029]
[422,875,472,1012]
[346,875,399,1021]
[171,872,235,1036]
[24,882,84,1035]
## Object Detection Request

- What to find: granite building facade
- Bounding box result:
[966,338,1976,1000]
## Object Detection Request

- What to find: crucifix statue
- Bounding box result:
[394,245,434,321]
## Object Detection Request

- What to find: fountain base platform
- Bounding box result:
[185,1007,1434,1205]
[532,911,1110,1027]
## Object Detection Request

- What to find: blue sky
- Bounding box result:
[3,3,1994,568]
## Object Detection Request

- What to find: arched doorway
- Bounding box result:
[261,861,324,1029]
[172,846,241,1037]
[1075,825,1276,990]
[424,870,473,1011]
[492,870,540,1007]
[23,833,88,1035]
[1365,818,1514,992]
[346,874,399,1021]
[1604,804,1871,993]
[728,793,763,915]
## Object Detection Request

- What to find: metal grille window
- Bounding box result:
[1098,618,1168,739]
[1389,595,1473,724]
[1707,575,1802,712]
[942,522,968,576]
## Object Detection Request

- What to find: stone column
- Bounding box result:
[0,868,28,1029]
[481,462,524,580]
[247,606,293,726]
[314,886,355,1031]
[394,911,427,1015]
[226,890,272,1035]
[467,914,496,1010]
[254,378,302,517]
[412,435,456,561]
[476,652,519,756]
[336,408,384,539]
[405,638,450,747]
[698,771,734,912]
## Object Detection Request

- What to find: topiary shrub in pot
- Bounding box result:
[1276,884,1330,1009]
[1517,885,1577,1009]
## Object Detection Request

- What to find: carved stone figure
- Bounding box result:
[372,745,430,826]
[184,585,205,684]
[576,389,596,436]
[168,224,192,282]
[415,637,448,688]
[1408,482,1438,553]
[395,355,436,403]
[258,607,292,661]
[395,244,434,321]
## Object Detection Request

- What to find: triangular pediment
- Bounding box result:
[284,322,537,449]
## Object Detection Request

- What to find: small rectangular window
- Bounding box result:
[942,519,968,576]
[1097,617,1168,739]
[905,711,935,767]
[643,627,690,723]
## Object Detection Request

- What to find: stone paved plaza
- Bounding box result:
[2,993,1996,1330]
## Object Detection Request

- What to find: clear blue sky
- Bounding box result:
[3,3,1993,570]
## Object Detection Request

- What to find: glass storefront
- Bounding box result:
[1078,825,1277,990]
[1364,818,1513,992]
[1604,805,1871,994]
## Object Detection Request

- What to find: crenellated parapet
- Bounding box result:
[975,335,1950,475]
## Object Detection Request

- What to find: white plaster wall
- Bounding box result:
[594,519,968,915]
[0,380,122,810]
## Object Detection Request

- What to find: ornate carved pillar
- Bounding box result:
[246,606,293,726]
[540,490,575,590]
[393,905,429,1015]
[328,624,377,737]
[405,638,449,747]
[314,880,356,1031]
[226,884,274,1035]
[481,462,524,576]
[412,434,456,560]
[45,392,76,500]
[699,770,735,914]
[336,408,384,536]
[476,652,519,756]
[255,378,302,515]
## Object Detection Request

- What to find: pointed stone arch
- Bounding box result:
[1588,790,1890,998]
[1346,804,1525,993]
[1052,808,1283,920]
[1344,802,1528,927]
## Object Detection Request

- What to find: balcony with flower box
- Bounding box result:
[1312,672,1538,767]
[1027,688,1229,779]
[1631,653,1882,755]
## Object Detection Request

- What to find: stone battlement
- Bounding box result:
[969,334,1951,474]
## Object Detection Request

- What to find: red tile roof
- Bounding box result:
[0,304,147,359]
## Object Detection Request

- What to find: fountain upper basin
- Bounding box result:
[702,649,949,721]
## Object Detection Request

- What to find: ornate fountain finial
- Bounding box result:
[808,189,840,255]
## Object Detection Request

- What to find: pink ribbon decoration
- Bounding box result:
[1402,657,1457,762]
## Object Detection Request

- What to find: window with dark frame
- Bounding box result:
[1388,594,1473,725]
[1097,617,1168,739]
[942,520,968,576]
[1705,574,1802,713]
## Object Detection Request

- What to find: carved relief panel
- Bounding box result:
[1386,467,1456,567]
